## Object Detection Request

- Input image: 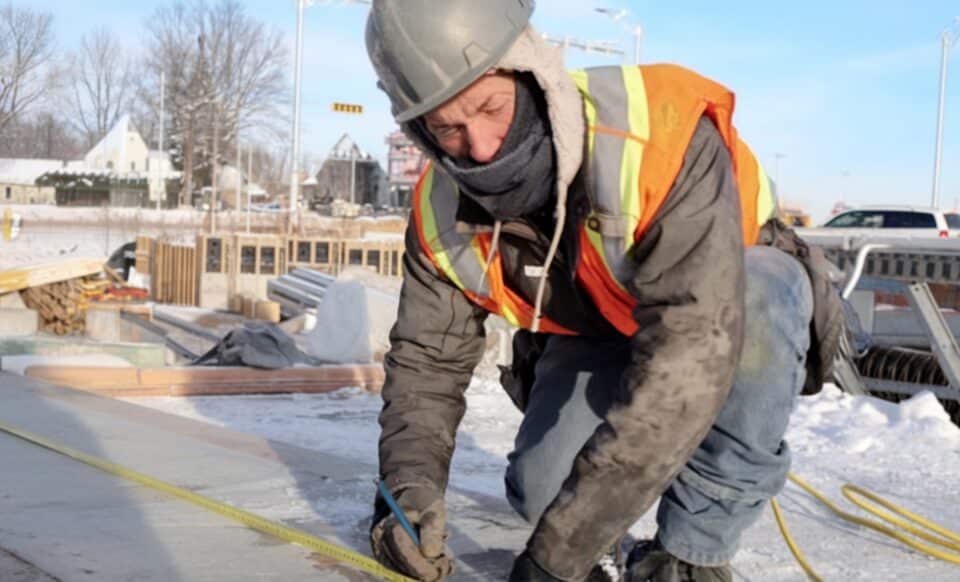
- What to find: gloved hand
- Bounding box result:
[509,551,564,582]
[370,486,453,581]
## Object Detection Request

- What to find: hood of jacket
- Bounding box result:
[399,25,585,225]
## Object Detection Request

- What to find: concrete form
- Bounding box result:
[0,336,166,368]
[0,373,527,580]
[0,308,39,336]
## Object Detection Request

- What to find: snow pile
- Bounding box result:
[124,382,960,580]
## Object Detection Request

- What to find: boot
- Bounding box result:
[625,539,731,582]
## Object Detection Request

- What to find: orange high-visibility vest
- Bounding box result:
[413,64,777,336]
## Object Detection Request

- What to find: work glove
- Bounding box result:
[370,486,453,581]
[509,551,564,582]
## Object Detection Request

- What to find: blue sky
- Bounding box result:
[29,0,960,221]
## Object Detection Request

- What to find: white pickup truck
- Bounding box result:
[795,205,960,247]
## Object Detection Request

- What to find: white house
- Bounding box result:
[0,158,63,204]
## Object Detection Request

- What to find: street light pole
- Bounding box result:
[289,0,306,233]
[932,20,960,209]
[350,147,357,204]
[595,7,643,64]
[290,0,371,229]
[633,25,643,65]
[773,152,786,199]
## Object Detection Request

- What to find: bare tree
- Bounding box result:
[0,3,56,133]
[68,28,133,147]
[139,0,289,206]
[0,112,84,159]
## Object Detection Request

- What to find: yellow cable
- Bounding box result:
[770,497,823,582]
[0,421,415,582]
[774,472,960,581]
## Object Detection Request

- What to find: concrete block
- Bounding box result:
[85,308,121,342]
[85,307,162,344]
[0,291,26,309]
[0,308,38,337]
[304,281,400,364]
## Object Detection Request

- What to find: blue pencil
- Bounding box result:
[376,479,421,546]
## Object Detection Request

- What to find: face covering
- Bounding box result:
[413,73,557,221]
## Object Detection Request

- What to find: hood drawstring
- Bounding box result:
[531,186,567,333]
[479,219,503,289]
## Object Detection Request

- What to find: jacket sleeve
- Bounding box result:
[377,224,489,495]
[528,117,747,579]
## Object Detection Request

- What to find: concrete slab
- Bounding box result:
[0,374,527,581]
[0,547,57,582]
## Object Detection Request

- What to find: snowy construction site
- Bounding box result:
[2,206,960,581]
[3,1,960,582]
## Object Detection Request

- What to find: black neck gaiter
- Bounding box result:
[413,73,557,222]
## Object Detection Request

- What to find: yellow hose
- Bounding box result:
[774,472,960,581]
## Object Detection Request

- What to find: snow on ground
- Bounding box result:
[124,380,960,580]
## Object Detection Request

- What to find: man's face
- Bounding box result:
[423,71,517,164]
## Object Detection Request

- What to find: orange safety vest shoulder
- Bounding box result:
[413,64,777,336]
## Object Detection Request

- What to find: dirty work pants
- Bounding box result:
[504,246,814,566]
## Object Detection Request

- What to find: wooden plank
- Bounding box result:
[0,259,105,294]
[23,365,386,397]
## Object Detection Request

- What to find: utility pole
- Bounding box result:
[236,120,242,231]
[932,19,960,209]
[157,71,165,210]
[211,102,219,234]
[246,146,253,233]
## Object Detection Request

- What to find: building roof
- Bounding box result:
[329,133,372,160]
[0,158,65,185]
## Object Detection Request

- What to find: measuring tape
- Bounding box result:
[0,420,415,582]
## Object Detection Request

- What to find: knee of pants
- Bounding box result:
[737,247,814,388]
[504,460,555,524]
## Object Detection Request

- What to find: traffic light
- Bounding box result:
[332,102,364,114]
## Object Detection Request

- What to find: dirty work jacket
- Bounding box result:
[380,65,772,580]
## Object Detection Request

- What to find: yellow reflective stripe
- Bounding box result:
[501,304,522,328]
[469,236,489,272]
[620,65,648,251]
[419,170,466,290]
[569,70,597,159]
[756,162,777,224]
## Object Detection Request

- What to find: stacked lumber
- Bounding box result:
[20,276,103,335]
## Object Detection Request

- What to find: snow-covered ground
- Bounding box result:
[124,379,960,581]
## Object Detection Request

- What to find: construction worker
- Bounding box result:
[365,1,842,581]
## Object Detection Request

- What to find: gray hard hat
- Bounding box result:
[366,0,535,123]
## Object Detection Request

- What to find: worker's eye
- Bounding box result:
[433,126,460,139]
[482,99,509,117]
